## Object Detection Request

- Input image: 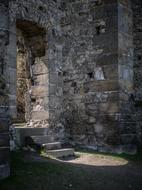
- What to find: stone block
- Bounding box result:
[31,86,48,97]
[96,54,118,66]
[118,0,132,8]
[14,127,50,146]
[32,57,48,75]
[31,111,49,120]
[0,107,9,118]
[43,142,61,150]
[34,74,49,85]
[84,80,119,92]
[99,103,119,113]
[118,32,133,53]
[5,68,16,84]
[0,94,8,106]
[48,96,62,109]
[9,106,17,119]
[0,7,8,28]
[46,148,74,158]
[89,117,96,123]
[118,3,133,35]
[103,65,118,80]
[8,94,16,107]
[27,135,53,145]
[92,32,117,52]
[8,82,16,96]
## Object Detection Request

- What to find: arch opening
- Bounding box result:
[15,20,48,125]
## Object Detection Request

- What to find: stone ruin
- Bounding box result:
[0,0,142,178]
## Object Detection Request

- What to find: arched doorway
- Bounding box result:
[9,19,49,127]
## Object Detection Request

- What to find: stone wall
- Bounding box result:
[2,0,142,179]
[16,29,30,122]
[118,0,136,153]
[7,0,64,134]
[0,0,10,179]
[1,1,142,173]
[61,0,119,149]
[60,0,135,153]
[16,20,48,125]
[132,0,142,148]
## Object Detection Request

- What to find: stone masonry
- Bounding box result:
[1,0,142,178]
[61,0,134,153]
[0,0,10,179]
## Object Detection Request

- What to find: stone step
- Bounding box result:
[42,142,61,150]
[12,123,27,128]
[27,135,51,145]
[46,148,75,158]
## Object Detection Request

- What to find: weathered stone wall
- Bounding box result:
[16,20,48,125]
[118,0,136,153]
[2,0,142,179]
[0,0,10,179]
[16,29,30,122]
[60,0,135,153]
[61,0,119,150]
[1,0,142,163]
[132,0,142,148]
[7,0,64,134]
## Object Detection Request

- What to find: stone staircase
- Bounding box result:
[25,135,75,158]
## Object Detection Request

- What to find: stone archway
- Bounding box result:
[16,20,48,125]
[9,19,50,127]
[1,0,64,179]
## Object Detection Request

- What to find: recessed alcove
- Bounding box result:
[15,20,47,124]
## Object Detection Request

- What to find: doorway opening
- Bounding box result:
[16,20,47,124]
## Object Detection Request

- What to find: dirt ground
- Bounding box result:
[0,151,142,190]
[27,151,142,190]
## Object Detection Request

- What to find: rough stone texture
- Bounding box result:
[0,0,10,179]
[7,0,64,132]
[60,0,135,153]
[132,0,142,148]
[118,0,135,153]
[16,21,47,123]
[16,28,31,122]
[1,1,142,180]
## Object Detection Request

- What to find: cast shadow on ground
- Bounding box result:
[0,151,142,190]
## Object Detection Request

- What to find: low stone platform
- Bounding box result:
[27,136,75,158]
[13,124,75,158]
[43,142,61,150]
[28,135,52,145]
[13,125,50,146]
[46,148,74,158]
